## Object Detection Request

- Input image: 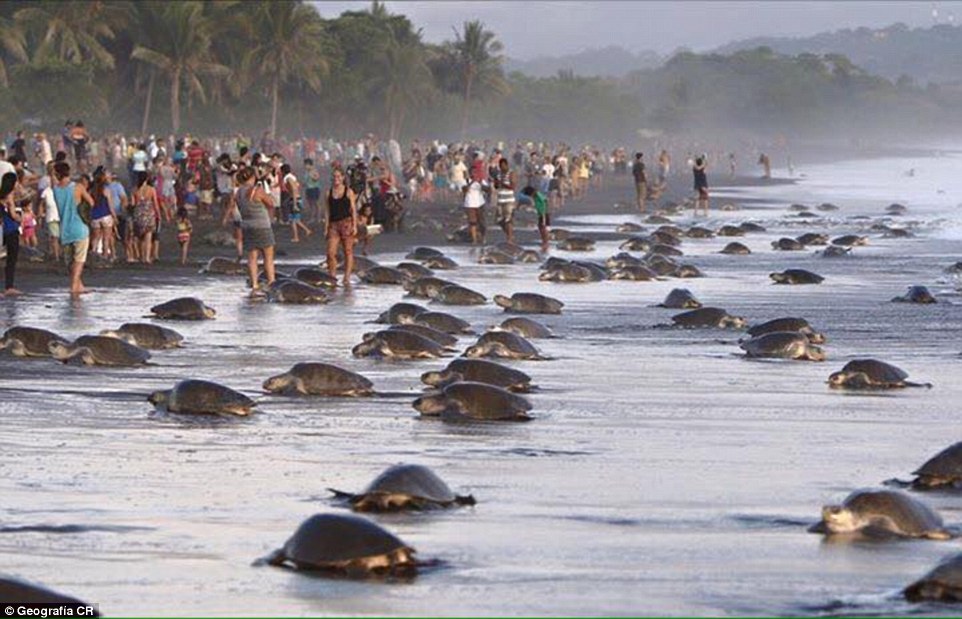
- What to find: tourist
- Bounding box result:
[1,162,22,296]
[131,171,160,265]
[280,163,311,242]
[493,157,517,243]
[303,158,323,224]
[325,167,357,286]
[632,152,647,212]
[692,155,709,216]
[52,161,92,295]
[234,166,276,297]
[88,168,116,261]
[175,206,192,266]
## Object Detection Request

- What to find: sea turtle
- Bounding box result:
[720,242,751,255]
[422,255,458,270]
[493,292,564,315]
[794,210,818,218]
[569,261,608,281]
[648,243,684,258]
[478,249,515,265]
[657,288,702,309]
[905,553,962,603]
[673,264,704,278]
[262,513,417,576]
[645,255,679,276]
[770,269,824,285]
[352,330,448,359]
[772,238,805,251]
[200,256,246,275]
[619,236,651,252]
[413,381,533,422]
[796,232,829,246]
[50,336,151,366]
[539,263,593,283]
[148,379,255,415]
[375,302,428,325]
[717,225,745,237]
[828,358,930,389]
[541,256,572,271]
[883,227,914,238]
[887,203,908,215]
[404,276,457,299]
[943,261,962,275]
[740,331,826,361]
[101,323,184,349]
[0,326,69,357]
[405,247,445,261]
[809,489,950,539]
[263,363,374,396]
[330,464,475,512]
[557,237,595,251]
[395,262,434,280]
[671,307,746,329]
[906,442,962,490]
[609,265,658,281]
[491,316,555,339]
[268,280,330,304]
[463,331,546,360]
[739,222,767,233]
[645,214,673,224]
[412,311,474,334]
[817,202,840,211]
[686,226,715,239]
[548,228,570,241]
[616,222,644,233]
[650,231,682,247]
[832,234,868,247]
[387,324,459,348]
[517,249,542,263]
[747,317,825,343]
[788,203,809,212]
[494,241,525,258]
[656,225,684,237]
[421,358,534,392]
[150,297,216,320]
[605,252,643,269]
[360,266,408,285]
[892,285,937,304]
[0,577,95,607]
[433,284,486,306]
[293,267,338,289]
[819,246,851,258]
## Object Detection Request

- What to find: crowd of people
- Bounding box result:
[0,123,775,298]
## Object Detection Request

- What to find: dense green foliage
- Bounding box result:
[0,1,958,142]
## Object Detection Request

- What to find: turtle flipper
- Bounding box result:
[328,488,359,502]
[454,494,477,506]
[253,548,287,567]
[904,381,933,389]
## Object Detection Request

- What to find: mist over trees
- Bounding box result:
[0,0,959,143]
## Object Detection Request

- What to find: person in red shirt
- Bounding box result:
[186,140,205,174]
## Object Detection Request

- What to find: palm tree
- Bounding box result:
[0,15,27,87]
[130,2,229,133]
[374,35,435,140]
[446,20,506,137]
[14,0,127,70]
[242,1,328,139]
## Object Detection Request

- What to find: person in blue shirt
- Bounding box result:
[106,171,130,261]
[1,160,22,296]
[52,161,94,295]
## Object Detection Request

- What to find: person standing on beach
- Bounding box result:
[131,171,160,265]
[303,158,322,224]
[520,185,550,252]
[728,153,737,179]
[692,155,709,217]
[325,167,357,287]
[281,163,311,243]
[52,161,93,295]
[234,166,276,297]
[1,160,22,296]
[758,153,771,179]
[493,157,517,243]
[632,152,648,212]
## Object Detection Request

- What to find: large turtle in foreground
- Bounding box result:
[494,292,564,315]
[264,363,374,396]
[0,576,96,608]
[329,464,475,512]
[905,442,962,490]
[809,489,950,539]
[0,326,69,357]
[421,358,534,392]
[150,297,216,320]
[413,382,532,422]
[828,359,930,389]
[50,336,151,366]
[905,554,962,602]
[149,379,255,415]
[262,513,418,577]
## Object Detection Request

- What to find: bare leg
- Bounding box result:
[262,245,276,286]
[326,235,339,278]
[141,233,153,264]
[247,249,260,292]
[342,237,355,287]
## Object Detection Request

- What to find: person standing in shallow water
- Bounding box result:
[692,155,709,217]
[52,161,93,295]
[233,166,276,297]
[632,152,647,212]
[325,167,358,287]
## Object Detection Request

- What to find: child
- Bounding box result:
[281,164,312,243]
[183,178,199,216]
[20,203,38,249]
[356,202,374,256]
[521,185,550,251]
[175,206,192,266]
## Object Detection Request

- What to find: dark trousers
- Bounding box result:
[3,232,19,290]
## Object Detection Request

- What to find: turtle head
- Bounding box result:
[202,305,217,319]
[829,371,870,389]
[412,393,449,416]
[360,331,379,341]
[421,369,462,389]
[262,373,290,393]
[769,272,787,284]
[724,315,748,329]
[462,345,484,358]
[48,340,71,361]
[807,345,827,362]
[147,389,170,406]
[827,371,848,388]
[806,330,827,345]
[352,338,380,358]
[820,505,860,534]
[537,271,555,282]
[493,295,511,309]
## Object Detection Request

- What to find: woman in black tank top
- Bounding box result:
[325,168,358,287]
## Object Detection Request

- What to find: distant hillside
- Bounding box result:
[715,23,962,85]
[505,46,662,78]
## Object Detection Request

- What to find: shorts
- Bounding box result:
[538,212,551,227]
[697,187,709,199]
[47,222,61,239]
[22,227,37,241]
[289,212,302,222]
[465,206,484,226]
[91,215,114,230]
[327,218,355,242]
[496,200,516,225]
[305,187,321,202]
[548,178,560,192]
[242,226,275,252]
[199,190,214,205]
[177,232,191,244]
[64,237,89,264]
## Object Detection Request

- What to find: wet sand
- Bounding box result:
[1,159,961,616]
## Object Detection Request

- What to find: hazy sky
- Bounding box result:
[314,1,962,58]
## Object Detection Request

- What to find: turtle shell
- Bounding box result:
[116,323,184,349]
[841,359,909,384]
[1,326,67,356]
[495,293,563,314]
[435,284,486,305]
[277,514,413,569]
[470,331,540,357]
[395,262,434,279]
[0,577,95,607]
[433,382,533,421]
[671,307,730,327]
[904,553,962,602]
[497,317,554,339]
[914,442,962,481]
[362,464,457,503]
[428,358,532,391]
[841,489,945,537]
[747,317,812,338]
[376,302,427,325]
[72,335,151,365]
[169,379,254,414]
[422,255,458,270]
[388,324,458,348]
[284,363,374,395]
[740,332,810,358]
[151,297,215,320]
[413,311,472,334]
[658,288,701,309]
[404,276,457,299]
[361,266,407,285]
[406,247,444,261]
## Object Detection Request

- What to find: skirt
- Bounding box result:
[242,226,275,252]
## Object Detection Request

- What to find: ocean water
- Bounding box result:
[1,153,961,616]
